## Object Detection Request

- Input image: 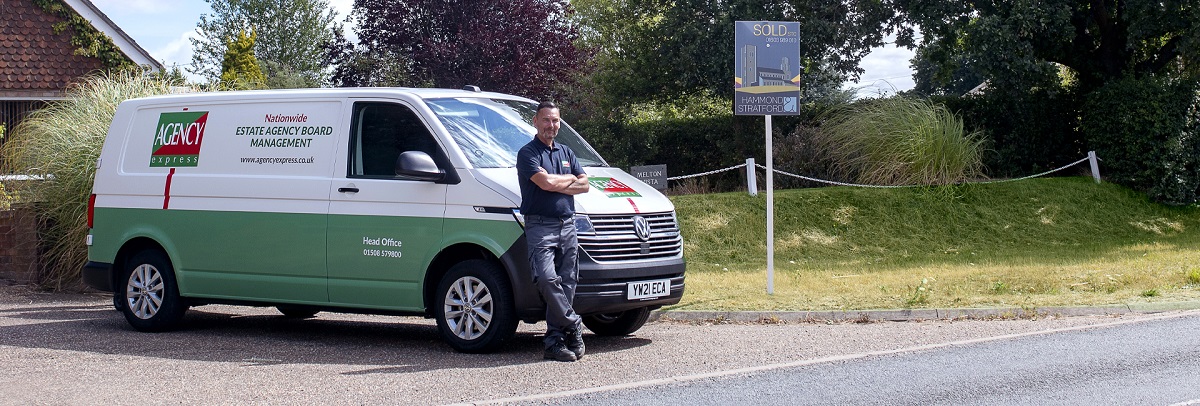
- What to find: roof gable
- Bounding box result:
[65,0,161,69]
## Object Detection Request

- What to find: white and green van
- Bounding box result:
[82,87,685,352]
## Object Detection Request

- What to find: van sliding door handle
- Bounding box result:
[338,187,359,193]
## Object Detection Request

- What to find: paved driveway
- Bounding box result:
[0,285,1167,405]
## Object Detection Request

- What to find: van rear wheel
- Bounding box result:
[582,307,652,336]
[434,260,517,353]
[117,249,188,332]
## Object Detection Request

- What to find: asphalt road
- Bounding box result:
[0,285,1194,405]
[517,311,1200,405]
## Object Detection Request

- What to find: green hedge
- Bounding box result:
[1081,75,1200,205]
[935,88,1084,178]
[576,94,760,192]
[574,92,849,192]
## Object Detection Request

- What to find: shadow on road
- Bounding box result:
[0,292,653,372]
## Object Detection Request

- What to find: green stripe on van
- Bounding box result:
[90,207,524,311]
[90,207,329,302]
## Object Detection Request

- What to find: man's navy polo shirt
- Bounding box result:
[517,138,584,218]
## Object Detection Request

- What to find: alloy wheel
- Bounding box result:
[442,276,493,340]
[126,264,164,320]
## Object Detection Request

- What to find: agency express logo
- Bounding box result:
[588,177,642,198]
[150,111,209,167]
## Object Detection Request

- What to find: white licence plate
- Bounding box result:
[627,279,671,300]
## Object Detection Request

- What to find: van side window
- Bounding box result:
[349,102,442,178]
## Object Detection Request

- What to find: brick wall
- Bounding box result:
[0,205,39,283]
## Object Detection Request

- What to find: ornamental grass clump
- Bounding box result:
[817,97,986,186]
[0,71,194,288]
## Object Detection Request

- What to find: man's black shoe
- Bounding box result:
[543,343,577,362]
[566,328,585,359]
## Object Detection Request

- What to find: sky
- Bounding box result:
[89,0,915,96]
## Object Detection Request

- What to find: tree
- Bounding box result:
[909,45,987,97]
[573,0,902,105]
[190,0,342,87]
[349,0,587,100]
[898,0,1200,94]
[220,29,268,89]
[150,65,191,87]
[328,47,423,88]
[327,22,422,88]
[900,1,1200,202]
[261,60,312,89]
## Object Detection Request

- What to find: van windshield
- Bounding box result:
[425,98,608,169]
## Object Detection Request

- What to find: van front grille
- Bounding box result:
[578,212,682,262]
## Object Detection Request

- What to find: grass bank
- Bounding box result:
[670,177,1200,311]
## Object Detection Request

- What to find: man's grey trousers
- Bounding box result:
[524,215,583,349]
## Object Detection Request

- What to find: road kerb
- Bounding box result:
[652,301,1200,323]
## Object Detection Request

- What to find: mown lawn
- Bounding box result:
[670,177,1200,311]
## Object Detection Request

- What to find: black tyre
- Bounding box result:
[582,307,652,336]
[117,249,188,332]
[434,260,517,353]
[276,306,319,319]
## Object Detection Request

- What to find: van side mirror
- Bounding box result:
[395,151,444,181]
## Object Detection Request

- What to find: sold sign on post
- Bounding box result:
[735,21,801,295]
[734,21,802,116]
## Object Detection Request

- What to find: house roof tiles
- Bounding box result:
[0,0,109,97]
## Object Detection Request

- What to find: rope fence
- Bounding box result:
[666,162,749,181]
[664,152,1102,194]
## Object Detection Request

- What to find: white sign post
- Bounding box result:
[735,21,801,295]
[765,115,774,294]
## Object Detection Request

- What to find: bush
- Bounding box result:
[812,97,985,186]
[574,91,848,193]
[936,87,1084,178]
[575,92,763,192]
[0,71,194,288]
[1082,75,1200,205]
[0,181,13,211]
[773,123,851,189]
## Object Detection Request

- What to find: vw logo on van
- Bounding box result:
[633,216,651,242]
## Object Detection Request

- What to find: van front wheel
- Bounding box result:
[434,260,517,353]
[117,249,188,332]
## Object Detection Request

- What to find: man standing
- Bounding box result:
[517,101,590,362]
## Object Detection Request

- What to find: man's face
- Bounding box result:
[534,107,561,145]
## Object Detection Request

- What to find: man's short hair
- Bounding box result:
[536,101,558,114]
